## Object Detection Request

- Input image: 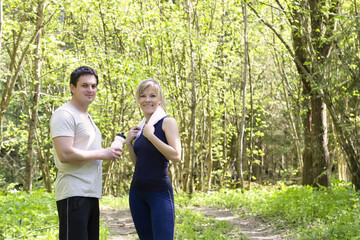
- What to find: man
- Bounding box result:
[50,66,122,240]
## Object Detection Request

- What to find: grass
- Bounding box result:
[175,208,240,239]
[1,180,360,239]
[0,189,58,239]
[0,190,111,239]
[175,180,360,239]
[100,194,244,239]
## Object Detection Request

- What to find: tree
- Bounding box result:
[0,0,3,53]
[248,0,333,187]
[291,0,335,187]
[3,0,360,193]
[24,0,45,192]
[185,0,197,193]
[0,0,43,146]
[236,1,248,189]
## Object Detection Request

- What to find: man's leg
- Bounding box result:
[88,198,99,240]
[57,197,99,240]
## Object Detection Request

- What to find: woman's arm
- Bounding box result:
[125,126,140,165]
[126,143,137,165]
[143,117,181,163]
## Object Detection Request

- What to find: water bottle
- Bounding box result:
[111,133,126,149]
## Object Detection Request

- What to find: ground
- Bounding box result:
[100,206,286,240]
[100,207,137,240]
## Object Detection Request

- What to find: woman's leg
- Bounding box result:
[148,189,175,240]
[129,187,153,240]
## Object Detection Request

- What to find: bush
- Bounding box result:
[0,189,58,239]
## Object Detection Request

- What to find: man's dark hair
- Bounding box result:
[70,66,99,87]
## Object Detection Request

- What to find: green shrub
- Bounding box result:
[0,189,58,239]
[0,189,110,239]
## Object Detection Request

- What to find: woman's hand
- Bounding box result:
[142,124,155,139]
[126,126,141,145]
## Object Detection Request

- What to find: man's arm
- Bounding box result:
[53,136,122,164]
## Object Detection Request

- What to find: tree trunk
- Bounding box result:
[302,94,330,186]
[0,0,2,143]
[185,0,197,194]
[206,71,213,191]
[248,53,254,189]
[36,127,52,193]
[236,1,248,189]
[322,90,360,190]
[0,0,2,54]
[0,18,42,146]
[25,0,45,191]
[291,0,331,187]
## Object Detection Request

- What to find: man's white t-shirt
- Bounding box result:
[50,102,102,201]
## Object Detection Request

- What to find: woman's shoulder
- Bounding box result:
[163,117,177,123]
[162,117,178,129]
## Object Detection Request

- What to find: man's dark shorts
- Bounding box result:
[57,196,99,240]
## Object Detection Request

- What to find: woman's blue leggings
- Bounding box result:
[129,187,175,240]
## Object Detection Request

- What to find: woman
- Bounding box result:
[125,79,181,240]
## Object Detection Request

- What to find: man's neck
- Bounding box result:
[69,99,89,113]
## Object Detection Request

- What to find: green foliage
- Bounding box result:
[1,0,293,192]
[176,181,360,239]
[1,0,360,196]
[0,189,58,239]
[101,195,129,210]
[2,184,360,239]
[0,190,111,239]
[175,208,243,240]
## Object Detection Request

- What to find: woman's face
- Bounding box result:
[138,85,162,119]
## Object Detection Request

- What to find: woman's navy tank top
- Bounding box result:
[131,117,171,191]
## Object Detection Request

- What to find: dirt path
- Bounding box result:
[193,206,285,240]
[100,207,137,240]
[101,206,286,240]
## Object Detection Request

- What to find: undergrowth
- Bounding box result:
[100,195,244,239]
[175,180,360,239]
[2,180,359,239]
[0,190,109,239]
[175,208,240,239]
[0,189,58,239]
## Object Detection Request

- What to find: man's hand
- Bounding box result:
[53,136,123,163]
[103,147,122,161]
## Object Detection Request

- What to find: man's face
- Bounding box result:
[70,74,97,106]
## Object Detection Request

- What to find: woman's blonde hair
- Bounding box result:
[135,79,166,110]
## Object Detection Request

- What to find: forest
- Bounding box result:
[0,0,360,239]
